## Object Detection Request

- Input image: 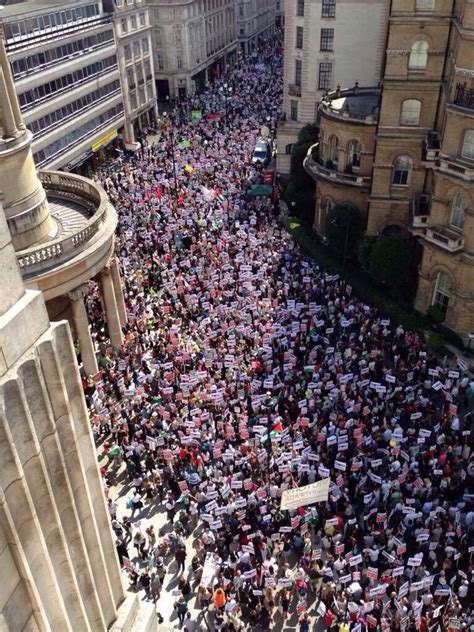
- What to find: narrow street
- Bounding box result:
[87,35,473,632]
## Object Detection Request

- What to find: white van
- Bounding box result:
[252,139,271,166]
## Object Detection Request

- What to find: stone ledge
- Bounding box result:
[0,290,49,375]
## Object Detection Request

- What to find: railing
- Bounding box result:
[439,158,474,181]
[17,171,110,276]
[288,83,302,97]
[425,226,464,253]
[303,143,371,187]
[409,195,431,227]
[319,86,380,123]
[453,83,474,111]
[422,131,441,162]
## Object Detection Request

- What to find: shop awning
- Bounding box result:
[246,184,273,197]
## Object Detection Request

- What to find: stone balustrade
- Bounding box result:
[304,143,372,188]
[17,171,109,276]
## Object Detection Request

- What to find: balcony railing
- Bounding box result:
[288,83,302,97]
[409,194,431,228]
[17,171,110,276]
[439,158,474,181]
[319,85,380,123]
[422,131,441,162]
[453,83,474,111]
[303,143,371,188]
[424,226,464,253]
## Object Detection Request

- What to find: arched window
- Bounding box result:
[449,192,466,230]
[408,41,429,70]
[461,129,474,160]
[400,99,421,126]
[347,140,361,170]
[416,0,435,11]
[392,155,412,185]
[432,271,451,318]
[327,135,339,165]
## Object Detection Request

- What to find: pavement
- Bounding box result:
[101,447,327,631]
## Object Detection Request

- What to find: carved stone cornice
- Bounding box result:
[68,286,88,302]
[386,49,446,56]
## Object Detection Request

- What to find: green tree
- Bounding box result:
[326,204,365,258]
[358,235,417,299]
[297,124,319,145]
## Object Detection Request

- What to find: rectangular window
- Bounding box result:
[290,100,298,121]
[296,26,303,49]
[294,59,302,87]
[177,55,183,69]
[416,0,435,10]
[318,61,332,90]
[121,18,128,33]
[297,0,304,17]
[322,0,336,18]
[320,28,334,51]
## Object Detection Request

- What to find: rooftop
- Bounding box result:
[320,85,381,123]
[0,0,83,19]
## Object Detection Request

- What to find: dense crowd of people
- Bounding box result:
[83,35,473,631]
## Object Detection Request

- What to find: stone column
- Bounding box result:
[0,25,24,131]
[99,267,123,348]
[109,257,127,326]
[69,288,98,376]
[337,146,346,172]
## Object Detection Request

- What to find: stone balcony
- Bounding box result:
[422,131,441,163]
[17,171,117,302]
[438,156,474,182]
[424,225,464,253]
[288,83,302,97]
[304,143,372,188]
[319,85,380,125]
[408,194,431,228]
[447,82,474,116]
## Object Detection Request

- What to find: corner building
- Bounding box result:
[1,0,157,171]
[277,0,389,175]
[302,0,474,341]
[367,0,474,341]
[236,0,277,56]
[149,0,238,100]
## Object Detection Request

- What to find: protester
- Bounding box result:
[85,33,473,632]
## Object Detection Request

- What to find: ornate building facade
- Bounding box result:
[0,22,126,376]
[277,0,389,175]
[149,0,238,100]
[236,0,277,55]
[303,0,474,341]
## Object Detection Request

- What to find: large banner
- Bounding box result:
[280,478,330,511]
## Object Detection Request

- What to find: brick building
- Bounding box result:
[302,0,474,342]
